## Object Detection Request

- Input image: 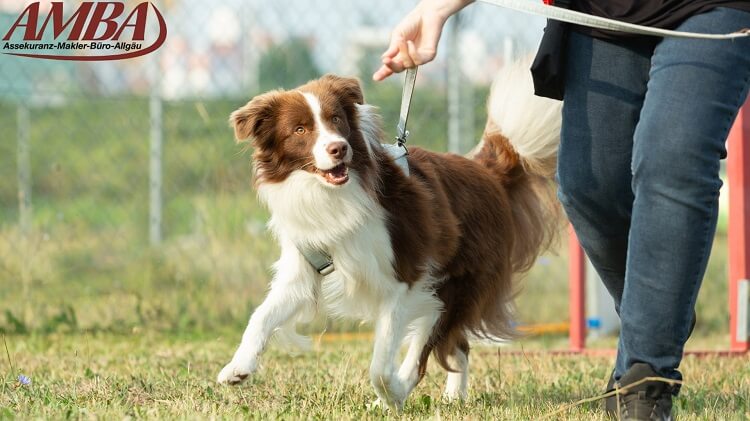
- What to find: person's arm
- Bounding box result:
[373,0,474,81]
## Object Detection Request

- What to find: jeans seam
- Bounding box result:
[724,67,750,137]
[684,63,750,341]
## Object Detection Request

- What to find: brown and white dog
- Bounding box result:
[217,62,563,409]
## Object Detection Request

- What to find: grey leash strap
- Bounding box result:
[387,66,417,176]
[396,67,418,146]
[477,0,750,40]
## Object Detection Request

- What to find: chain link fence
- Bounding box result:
[0,0,564,334]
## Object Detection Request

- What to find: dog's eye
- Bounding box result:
[332,116,341,124]
[294,126,306,135]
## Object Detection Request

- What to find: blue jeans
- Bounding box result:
[558,7,750,382]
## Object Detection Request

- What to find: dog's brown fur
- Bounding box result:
[231,74,559,376]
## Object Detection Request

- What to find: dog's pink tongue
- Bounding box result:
[331,165,347,177]
[324,165,348,184]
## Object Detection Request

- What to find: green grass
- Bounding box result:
[2,333,748,420]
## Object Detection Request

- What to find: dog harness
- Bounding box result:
[297,68,418,275]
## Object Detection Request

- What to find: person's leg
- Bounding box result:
[558,31,655,310]
[618,7,750,381]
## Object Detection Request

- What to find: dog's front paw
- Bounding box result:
[370,373,406,411]
[217,359,257,385]
[367,396,404,413]
[366,398,387,411]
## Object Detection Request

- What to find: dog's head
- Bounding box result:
[231,75,374,187]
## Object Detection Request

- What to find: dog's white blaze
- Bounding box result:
[303,92,353,171]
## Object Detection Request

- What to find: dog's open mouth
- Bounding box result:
[317,163,349,185]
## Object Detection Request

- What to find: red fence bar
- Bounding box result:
[728,98,750,353]
[568,225,586,351]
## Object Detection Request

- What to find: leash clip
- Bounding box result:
[395,130,409,149]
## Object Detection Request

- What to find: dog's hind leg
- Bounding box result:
[217,239,318,385]
[442,339,470,401]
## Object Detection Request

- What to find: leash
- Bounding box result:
[396,67,418,146]
[477,0,750,39]
[382,67,417,177]
[297,68,417,275]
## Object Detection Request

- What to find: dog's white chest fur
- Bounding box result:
[258,169,398,320]
[322,216,398,320]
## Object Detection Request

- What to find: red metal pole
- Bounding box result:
[728,97,750,353]
[568,225,586,351]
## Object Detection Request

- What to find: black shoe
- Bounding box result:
[604,363,678,420]
[603,310,695,418]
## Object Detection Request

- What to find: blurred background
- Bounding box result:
[0,0,732,343]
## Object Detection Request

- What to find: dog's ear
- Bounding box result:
[229,91,281,143]
[319,74,364,106]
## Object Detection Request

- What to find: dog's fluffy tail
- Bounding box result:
[473,58,563,274]
[473,58,562,177]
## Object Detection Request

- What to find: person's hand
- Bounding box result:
[373,0,473,81]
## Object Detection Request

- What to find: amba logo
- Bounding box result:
[2,2,167,60]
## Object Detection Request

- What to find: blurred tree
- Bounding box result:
[258,37,321,91]
[355,45,383,89]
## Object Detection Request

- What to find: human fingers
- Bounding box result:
[383,56,406,73]
[397,40,416,69]
[381,43,399,61]
[372,64,395,81]
[406,40,425,65]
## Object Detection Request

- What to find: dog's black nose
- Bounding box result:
[326,141,348,159]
